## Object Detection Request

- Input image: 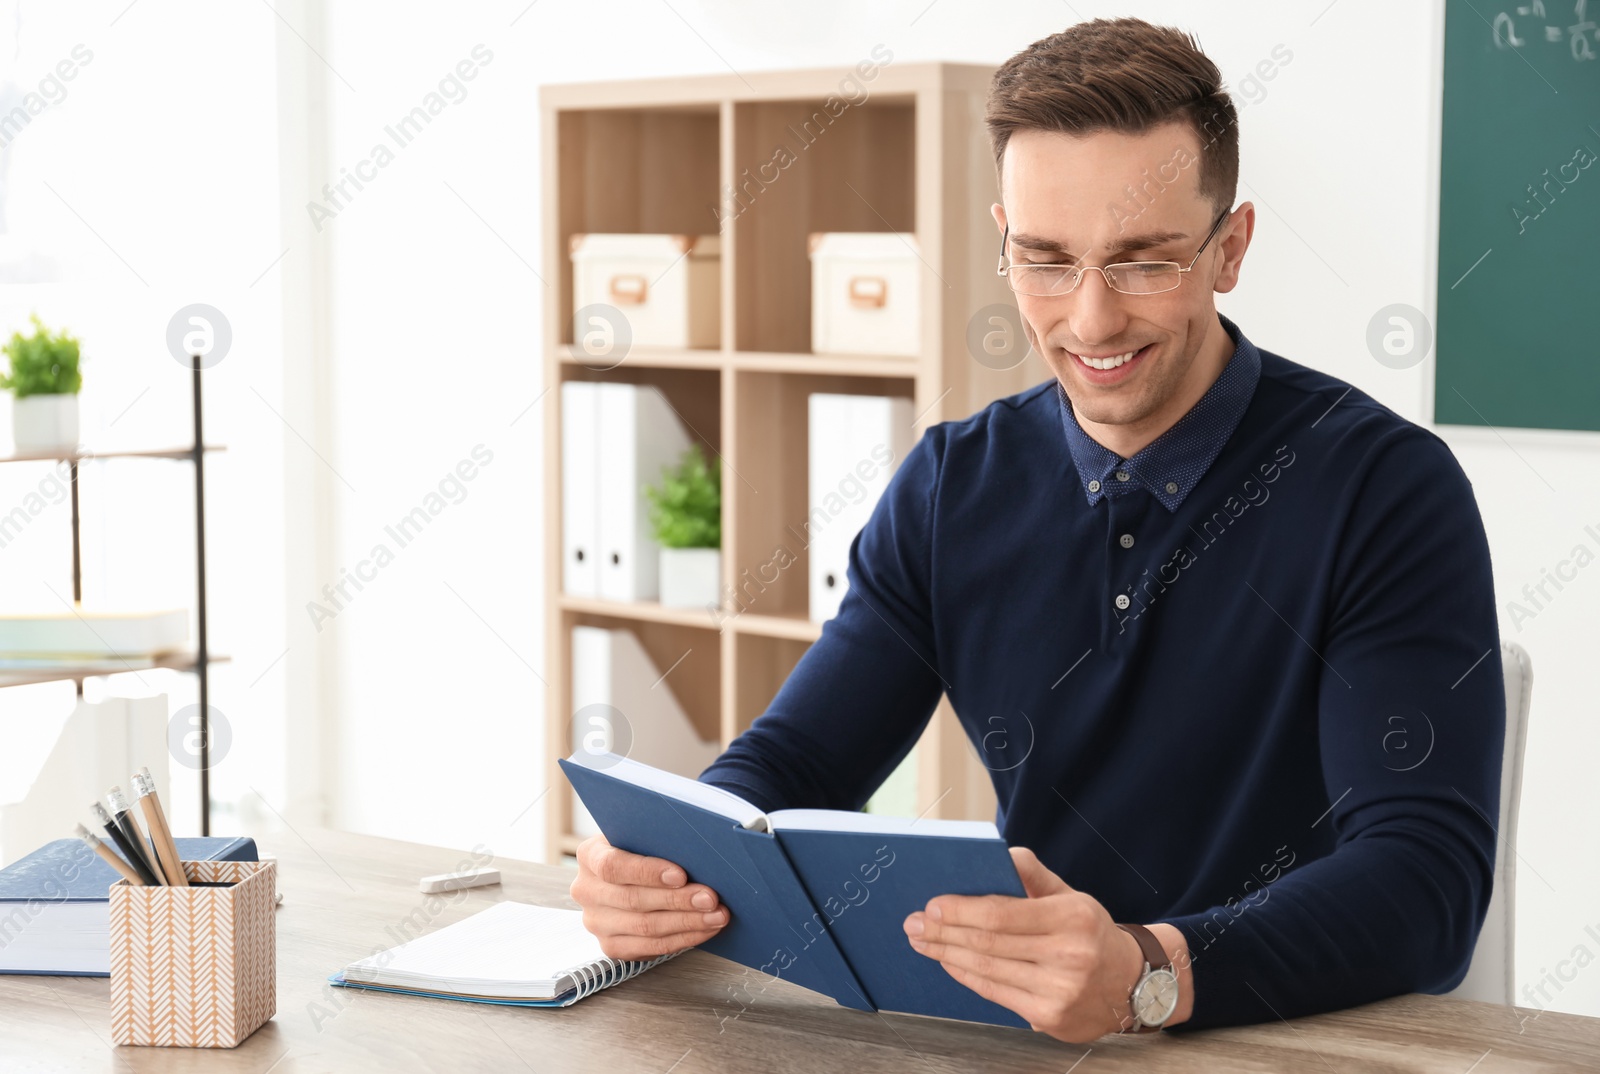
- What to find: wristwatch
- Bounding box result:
[1115,923,1179,1033]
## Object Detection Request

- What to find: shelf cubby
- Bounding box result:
[729,97,916,354]
[555,105,722,350]
[562,603,722,746]
[548,599,725,848]
[557,363,722,458]
[726,370,914,623]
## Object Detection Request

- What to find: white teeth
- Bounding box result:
[1074,347,1139,370]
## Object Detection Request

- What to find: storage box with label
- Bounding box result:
[570,233,720,350]
[808,232,921,357]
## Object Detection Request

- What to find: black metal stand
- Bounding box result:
[51,364,214,833]
[70,458,82,700]
[0,367,221,832]
[192,355,211,836]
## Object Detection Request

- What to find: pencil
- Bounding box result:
[91,800,160,886]
[133,769,188,888]
[75,823,146,886]
[107,786,166,885]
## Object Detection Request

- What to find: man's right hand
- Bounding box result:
[569,834,729,960]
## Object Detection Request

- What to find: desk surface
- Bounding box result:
[3,826,1598,1073]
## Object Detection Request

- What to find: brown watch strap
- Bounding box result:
[1117,922,1171,971]
[1116,923,1172,1033]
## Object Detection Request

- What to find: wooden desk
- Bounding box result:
[3,827,1598,1072]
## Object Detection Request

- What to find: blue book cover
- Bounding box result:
[561,755,1027,1028]
[559,758,871,1012]
[774,826,1028,1028]
[0,835,260,976]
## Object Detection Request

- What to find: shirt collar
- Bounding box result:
[1055,313,1262,512]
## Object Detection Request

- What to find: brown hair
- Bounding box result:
[985,17,1239,214]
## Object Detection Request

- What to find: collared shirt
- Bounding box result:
[1056,313,1262,512]
[702,316,1504,1031]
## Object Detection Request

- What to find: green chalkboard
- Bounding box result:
[1436,0,1600,431]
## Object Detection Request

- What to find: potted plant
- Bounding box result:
[2,315,83,452]
[646,443,721,608]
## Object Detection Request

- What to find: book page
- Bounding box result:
[768,809,1000,839]
[565,751,768,830]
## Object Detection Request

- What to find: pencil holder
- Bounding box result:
[109,859,277,1048]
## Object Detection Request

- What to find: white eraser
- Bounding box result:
[419,867,502,894]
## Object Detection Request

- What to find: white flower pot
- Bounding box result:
[12,393,79,453]
[658,548,721,608]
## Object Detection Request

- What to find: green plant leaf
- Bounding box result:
[644,443,721,549]
[1,314,83,398]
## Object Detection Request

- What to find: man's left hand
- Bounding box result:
[903,846,1193,1042]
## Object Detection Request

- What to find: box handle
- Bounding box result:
[608,274,649,305]
[848,275,888,309]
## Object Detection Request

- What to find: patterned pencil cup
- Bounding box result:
[109,860,277,1048]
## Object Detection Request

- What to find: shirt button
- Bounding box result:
[1087,479,1101,493]
[1115,471,1131,482]
[1119,534,1135,549]
[1166,481,1179,495]
[1114,594,1131,610]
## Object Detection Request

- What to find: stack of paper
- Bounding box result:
[0,610,188,661]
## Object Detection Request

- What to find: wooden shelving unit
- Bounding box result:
[541,63,1046,861]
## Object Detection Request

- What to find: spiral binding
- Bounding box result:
[563,951,678,1005]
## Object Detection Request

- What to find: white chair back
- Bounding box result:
[1446,641,1532,1005]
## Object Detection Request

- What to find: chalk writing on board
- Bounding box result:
[1493,0,1598,61]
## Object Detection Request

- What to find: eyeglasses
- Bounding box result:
[996,208,1231,297]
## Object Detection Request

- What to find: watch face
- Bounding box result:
[1132,967,1180,1026]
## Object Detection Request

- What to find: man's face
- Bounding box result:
[995,123,1245,435]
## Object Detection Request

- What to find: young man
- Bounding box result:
[570,17,1504,1043]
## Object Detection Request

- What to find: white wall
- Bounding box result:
[0,0,286,839]
[282,0,1600,1016]
[280,1,547,861]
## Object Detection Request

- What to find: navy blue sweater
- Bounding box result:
[700,316,1504,1030]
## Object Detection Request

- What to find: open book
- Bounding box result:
[328,901,673,1007]
[560,751,1028,1028]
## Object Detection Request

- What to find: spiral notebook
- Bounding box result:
[327,901,671,1007]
